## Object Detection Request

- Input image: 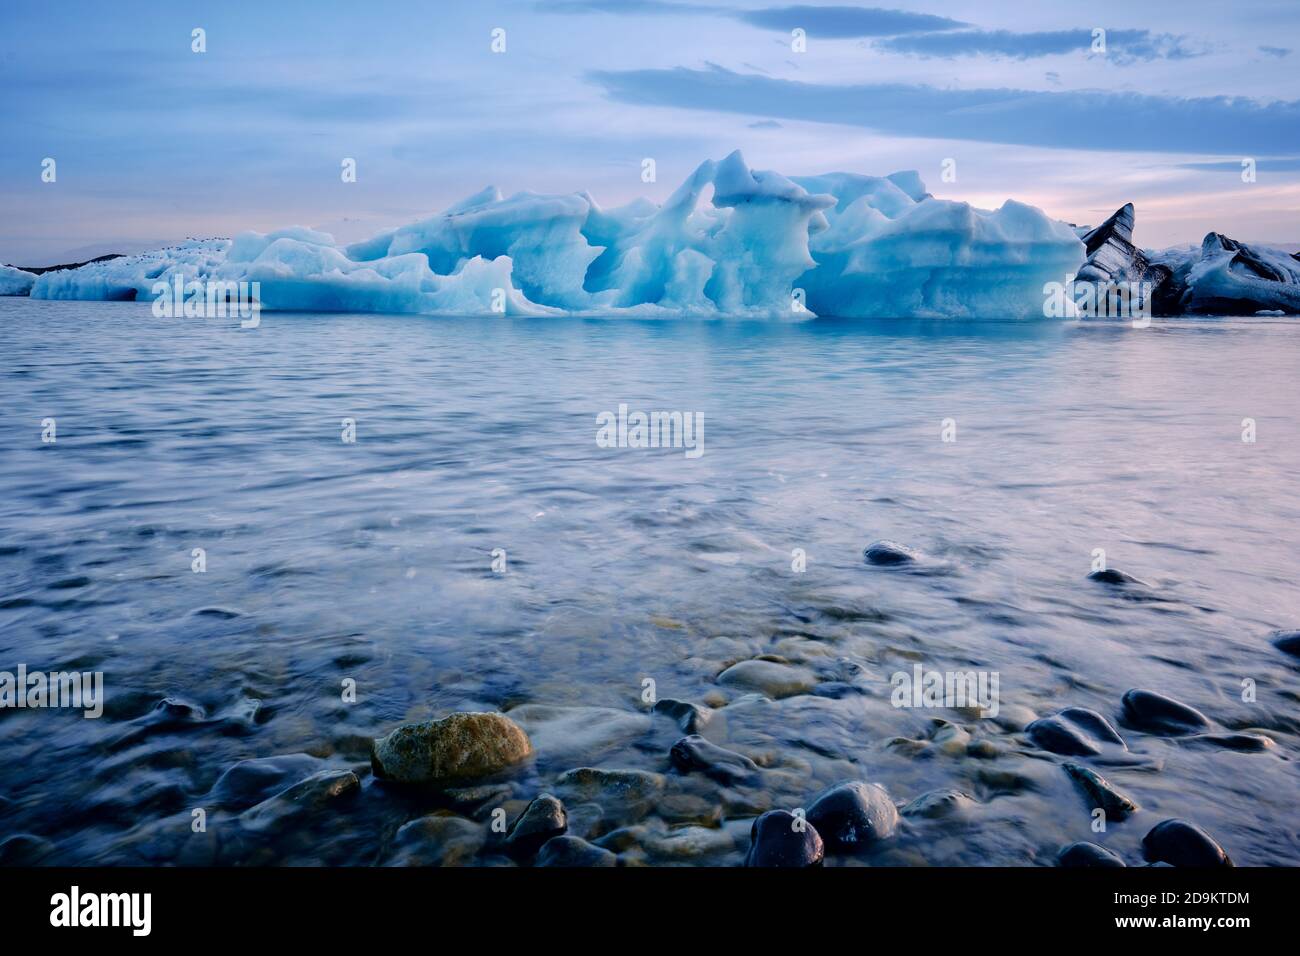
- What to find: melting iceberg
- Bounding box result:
[0,264,36,296]
[29,151,1086,319]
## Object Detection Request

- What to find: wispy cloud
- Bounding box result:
[877,28,1204,63]
[589,65,1300,154]
[1259,45,1291,58]
[735,5,968,37]
[543,2,967,37]
[1180,157,1300,172]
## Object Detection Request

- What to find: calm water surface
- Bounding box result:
[1,298,1297,866]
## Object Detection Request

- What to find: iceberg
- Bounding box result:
[29,150,1087,319]
[0,264,37,296]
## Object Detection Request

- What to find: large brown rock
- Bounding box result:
[372,712,532,784]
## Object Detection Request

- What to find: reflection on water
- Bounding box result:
[0,299,1297,866]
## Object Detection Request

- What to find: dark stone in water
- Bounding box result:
[1142,819,1233,867]
[669,734,759,784]
[744,810,824,867]
[806,781,898,851]
[1059,841,1126,868]
[1063,763,1139,821]
[812,681,863,699]
[863,540,921,566]
[535,835,617,867]
[1271,630,1300,657]
[1185,732,1273,752]
[1087,568,1145,586]
[209,753,327,810]
[1026,708,1125,756]
[1027,716,1098,756]
[0,834,56,865]
[505,793,567,858]
[189,606,244,619]
[1121,689,1209,735]
[151,696,206,723]
[1057,707,1127,747]
[652,698,711,733]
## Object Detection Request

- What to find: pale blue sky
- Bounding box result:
[1,0,1297,264]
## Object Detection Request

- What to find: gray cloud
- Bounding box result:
[543,2,967,37]
[589,64,1300,154]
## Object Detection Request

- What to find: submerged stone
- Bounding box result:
[716,659,817,698]
[901,788,976,819]
[652,698,712,733]
[208,753,327,810]
[669,734,759,784]
[1184,732,1273,752]
[392,813,485,867]
[1271,629,1300,657]
[239,769,360,829]
[535,835,617,867]
[1087,568,1146,586]
[554,768,665,824]
[1026,707,1125,757]
[863,540,921,566]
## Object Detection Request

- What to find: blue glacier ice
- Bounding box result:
[28,151,1088,319]
[0,264,36,296]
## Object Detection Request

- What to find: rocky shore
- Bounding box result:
[2,541,1293,869]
